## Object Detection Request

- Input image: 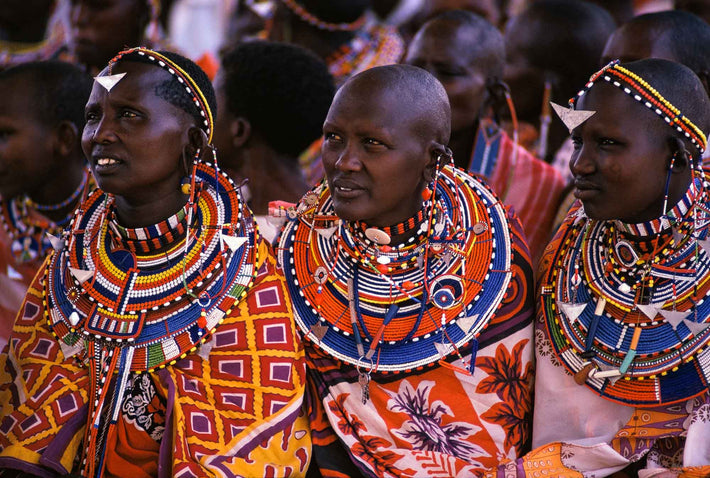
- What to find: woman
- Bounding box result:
[0,60,92,350]
[278,64,535,476]
[0,48,309,477]
[525,59,710,476]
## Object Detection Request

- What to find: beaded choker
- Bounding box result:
[278,165,514,375]
[356,204,428,240]
[0,168,93,264]
[107,200,190,254]
[540,171,710,406]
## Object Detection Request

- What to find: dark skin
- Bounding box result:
[601,23,710,96]
[83,62,205,228]
[0,76,86,223]
[322,74,446,242]
[406,18,501,169]
[69,0,150,73]
[266,0,369,67]
[212,73,309,215]
[0,0,54,42]
[570,83,690,223]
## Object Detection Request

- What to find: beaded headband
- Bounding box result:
[280,0,367,32]
[572,60,707,155]
[107,47,214,144]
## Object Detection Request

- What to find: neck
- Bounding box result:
[113,189,188,228]
[449,122,479,170]
[25,156,86,222]
[240,145,310,215]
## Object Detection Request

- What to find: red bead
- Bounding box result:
[422,188,432,201]
[377,264,389,274]
[314,293,323,306]
[380,245,392,253]
[197,316,207,328]
[403,280,415,290]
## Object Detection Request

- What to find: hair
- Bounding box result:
[424,9,505,78]
[616,11,710,77]
[0,60,92,130]
[343,64,451,144]
[112,49,217,134]
[220,41,335,157]
[507,0,616,89]
[590,59,710,159]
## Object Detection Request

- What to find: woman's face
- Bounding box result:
[569,83,677,223]
[82,62,195,208]
[321,82,433,227]
[69,0,149,71]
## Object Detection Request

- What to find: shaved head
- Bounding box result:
[339,64,452,144]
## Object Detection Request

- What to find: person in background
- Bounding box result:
[503,0,615,170]
[0,0,67,70]
[0,60,92,351]
[213,40,335,243]
[67,0,169,74]
[278,64,535,476]
[406,10,565,265]
[601,9,710,95]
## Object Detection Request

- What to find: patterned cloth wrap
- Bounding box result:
[495,178,710,477]
[279,165,535,477]
[0,163,311,477]
[468,119,566,267]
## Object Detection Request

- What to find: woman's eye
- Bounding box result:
[571,136,582,149]
[120,110,138,119]
[364,138,385,147]
[599,138,618,147]
[324,132,342,142]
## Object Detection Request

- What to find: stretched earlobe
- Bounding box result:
[230,118,251,149]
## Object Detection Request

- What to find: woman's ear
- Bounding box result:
[230,117,252,149]
[187,126,208,160]
[424,142,450,183]
[668,136,691,172]
[53,120,79,158]
[484,78,510,122]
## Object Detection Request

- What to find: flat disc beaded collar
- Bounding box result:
[541,173,710,407]
[45,161,257,371]
[278,164,514,375]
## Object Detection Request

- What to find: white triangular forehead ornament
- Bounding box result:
[551,101,596,132]
[94,73,127,92]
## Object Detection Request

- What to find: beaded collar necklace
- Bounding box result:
[540,171,710,406]
[278,165,513,384]
[44,161,257,370]
[326,22,404,86]
[280,0,367,31]
[0,168,93,264]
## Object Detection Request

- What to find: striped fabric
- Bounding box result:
[469,120,567,266]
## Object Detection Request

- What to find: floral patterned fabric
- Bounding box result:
[490,204,710,477]
[305,216,536,477]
